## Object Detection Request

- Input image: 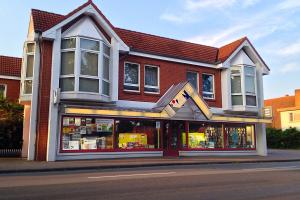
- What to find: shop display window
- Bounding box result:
[185,123,224,149]
[61,116,113,151]
[115,120,160,149]
[225,125,255,149]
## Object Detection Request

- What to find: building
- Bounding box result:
[20,1,271,161]
[0,56,21,101]
[265,90,300,130]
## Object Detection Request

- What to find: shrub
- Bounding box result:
[267,127,300,149]
[0,99,24,149]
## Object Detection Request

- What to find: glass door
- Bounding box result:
[163,121,184,156]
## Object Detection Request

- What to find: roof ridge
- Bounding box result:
[0,55,22,60]
[115,27,218,50]
[219,36,248,48]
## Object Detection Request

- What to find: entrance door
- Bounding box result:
[163,121,184,156]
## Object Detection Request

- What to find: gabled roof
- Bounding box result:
[29,1,269,68]
[218,37,247,63]
[115,28,219,64]
[0,55,22,77]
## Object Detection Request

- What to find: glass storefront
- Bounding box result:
[115,120,160,149]
[61,116,113,151]
[60,116,255,152]
[225,125,255,149]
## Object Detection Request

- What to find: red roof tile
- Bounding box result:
[115,28,219,64]
[29,1,267,67]
[0,56,22,77]
[218,37,247,62]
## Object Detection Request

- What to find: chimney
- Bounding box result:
[295,89,300,106]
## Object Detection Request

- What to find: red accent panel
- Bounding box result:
[35,41,53,161]
[119,55,222,108]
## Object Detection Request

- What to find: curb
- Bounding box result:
[1,159,300,174]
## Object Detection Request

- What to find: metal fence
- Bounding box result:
[0,149,21,157]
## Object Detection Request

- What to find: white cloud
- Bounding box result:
[184,0,236,11]
[277,0,300,10]
[277,41,300,56]
[280,62,300,73]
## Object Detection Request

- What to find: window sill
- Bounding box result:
[60,92,111,102]
[144,91,161,96]
[123,90,141,94]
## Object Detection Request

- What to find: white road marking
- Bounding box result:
[241,166,299,172]
[88,172,177,179]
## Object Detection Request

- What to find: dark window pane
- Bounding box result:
[102,80,110,96]
[245,76,255,94]
[124,63,139,85]
[60,78,75,92]
[61,52,75,75]
[26,55,34,78]
[232,95,243,106]
[24,80,32,94]
[81,51,98,76]
[124,85,139,91]
[80,38,99,51]
[145,66,158,87]
[187,72,198,91]
[61,38,76,49]
[246,95,257,106]
[103,56,109,80]
[231,75,241,93]
[202,74,213,93]
[144,87,159,93]
[103,44,110,56]
[79,78,99,93]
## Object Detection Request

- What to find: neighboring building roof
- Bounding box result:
[29,0,267,66]
[0,55,22,77]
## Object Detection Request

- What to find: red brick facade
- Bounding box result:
[0,78,20,102]
[35,41,53,161]
[118,55,222,108]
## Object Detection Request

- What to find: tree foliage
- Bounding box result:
[267,127,300,149]
[0,98,23,149]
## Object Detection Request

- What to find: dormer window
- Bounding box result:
[59,37,111,97]
[231,65,257,107]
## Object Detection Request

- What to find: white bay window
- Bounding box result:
[23,42,35,95]
[60,37,111,97]
[231,65,257,107]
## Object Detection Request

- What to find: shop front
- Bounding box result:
[59,114,256,159]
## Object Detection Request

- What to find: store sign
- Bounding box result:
[156,121,160,129]
[263,107,273,118]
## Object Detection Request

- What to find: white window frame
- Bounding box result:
[59,36,111,96]
[123,62,140,92]
[0,84,7,99]
[202,73,215,100]
[244,65,257,107]
[186,71,199,93]
[231,65,257,108]
[144,65,160,94]
[22,42,35,95]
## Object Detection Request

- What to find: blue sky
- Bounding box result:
[0,0,300,99]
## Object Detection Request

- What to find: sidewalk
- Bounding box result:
[0,149,299,174]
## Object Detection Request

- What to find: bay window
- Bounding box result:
[59,37,111,96]
[23,42,35,94]
[187,71,198,92]
[124,62,140,92]
[231,65,257,107]
[144,65,159,93]
[202,73,215,99]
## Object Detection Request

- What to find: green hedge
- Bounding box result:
[0,99,24,149]
[266,127,300,149]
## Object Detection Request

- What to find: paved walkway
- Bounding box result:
[0,149,299,174]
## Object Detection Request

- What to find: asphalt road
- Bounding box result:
[0,161,300,200]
